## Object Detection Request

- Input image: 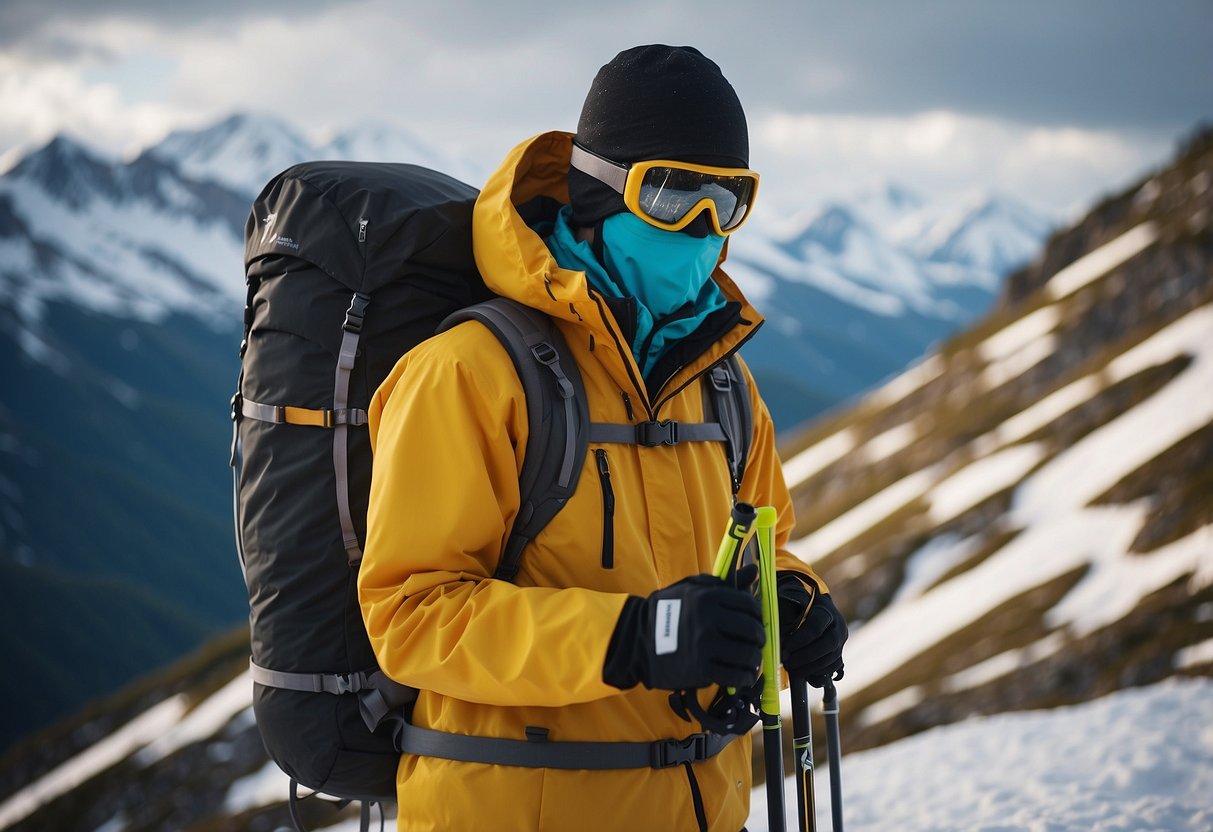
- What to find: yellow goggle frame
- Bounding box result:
[570,143,760,236]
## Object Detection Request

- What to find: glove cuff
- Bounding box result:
[777,571,817,633]
[603,595,645,690]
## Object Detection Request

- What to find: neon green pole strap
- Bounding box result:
[755,505,781,717]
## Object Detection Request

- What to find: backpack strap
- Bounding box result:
[333,293,371,563]
[588,355,753,495]
[394,721,739,770]
[439,298,589,582]
[250,661,418,733]
[705,355,753,495]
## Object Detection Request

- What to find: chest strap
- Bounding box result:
[588,420,727,447]
[395,720,737,770]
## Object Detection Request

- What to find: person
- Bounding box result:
[358,44,847,832]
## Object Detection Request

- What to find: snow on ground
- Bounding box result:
[1045,222,1159,301]
[926,442,1046,525]
[0,694,188,829]
[135,667,254,766]
[978,304,1061,365]
[788,467,938,563]
[864,354,945,410]
[780,428,859,486]
[748,677,1213,831]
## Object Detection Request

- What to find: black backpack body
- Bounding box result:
[230,161,755,818]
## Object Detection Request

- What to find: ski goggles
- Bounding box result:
[570,143,760,236]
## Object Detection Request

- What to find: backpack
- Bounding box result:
[230,161,754,826]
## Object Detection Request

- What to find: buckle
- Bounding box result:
[531,342,558,366]
[709,365,732,393]
[636,420,679,446]
[332,673,362,694]
[651,734,708,769]
[343,293,371,334]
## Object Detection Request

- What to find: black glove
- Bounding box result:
[604,571,765,692]
[778,572,848,687]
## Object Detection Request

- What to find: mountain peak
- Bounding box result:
[143,111,318,195]
[6,134,123,209]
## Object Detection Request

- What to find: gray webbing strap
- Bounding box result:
[335,293,370,563]
[588,421,728,446]
[569,143,628,194]
[250,661,375,695]
[251,661,417,734]
[395,721,737,770]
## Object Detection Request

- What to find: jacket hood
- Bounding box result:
[472,131,764,339]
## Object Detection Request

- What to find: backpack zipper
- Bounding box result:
[358,218,368,242]
[594,449,616,569]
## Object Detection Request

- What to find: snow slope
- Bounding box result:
[748,677,1213,832]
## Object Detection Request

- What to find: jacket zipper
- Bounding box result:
[595,449,616,569]
[588,290,654,418]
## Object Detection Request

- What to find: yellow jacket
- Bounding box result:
[359,131,823,831]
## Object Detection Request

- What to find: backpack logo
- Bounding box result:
[259,212,278,244]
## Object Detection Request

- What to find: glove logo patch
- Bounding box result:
[655,599,681,655]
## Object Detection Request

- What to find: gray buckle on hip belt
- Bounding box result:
[651,733,709,768]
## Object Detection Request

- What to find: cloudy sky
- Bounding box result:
[1,0,1209,220]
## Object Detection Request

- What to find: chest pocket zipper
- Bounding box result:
[594,449,616,569]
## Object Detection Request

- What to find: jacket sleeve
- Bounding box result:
[734,357,830,594]
[358,325,629,707]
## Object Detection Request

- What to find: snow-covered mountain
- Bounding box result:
[144,113,485,199]
[0,126,1208,831]
[2,111,1052,429]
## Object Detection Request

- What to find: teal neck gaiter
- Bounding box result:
[545,206,726,378]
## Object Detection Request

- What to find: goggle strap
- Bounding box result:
[570,144,628,194]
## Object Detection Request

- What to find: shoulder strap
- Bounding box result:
[705,355,753,495]
[439,298,589,582]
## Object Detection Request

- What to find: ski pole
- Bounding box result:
[755,506,785,832]
[790,676,815,832]
[711,502,757,581]
[823,681,844,832]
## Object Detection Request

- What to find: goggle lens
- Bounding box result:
[568,142,760,235]
[637,167,755,231]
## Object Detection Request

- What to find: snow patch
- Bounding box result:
[1175,637,1213,669]
[1045,221,1159,300]
[865,354,945,409]
[978,304,1060,363]
[136,667,254,766]
[788,467,938,562]
[750,678,1213,831]
[926,443,1045,525]
[780,428,858,485]
[0,694,188,829]
[859,420,918,463]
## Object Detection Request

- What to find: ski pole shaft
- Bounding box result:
[791,677,815,832]
[755,506,785,832]
[823,681,844,832]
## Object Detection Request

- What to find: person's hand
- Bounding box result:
[604,571,764,692]
[778,574,847,687]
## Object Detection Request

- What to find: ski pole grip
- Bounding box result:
[712,502,757,580]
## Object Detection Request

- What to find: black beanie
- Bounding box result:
[569,45,749,229]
